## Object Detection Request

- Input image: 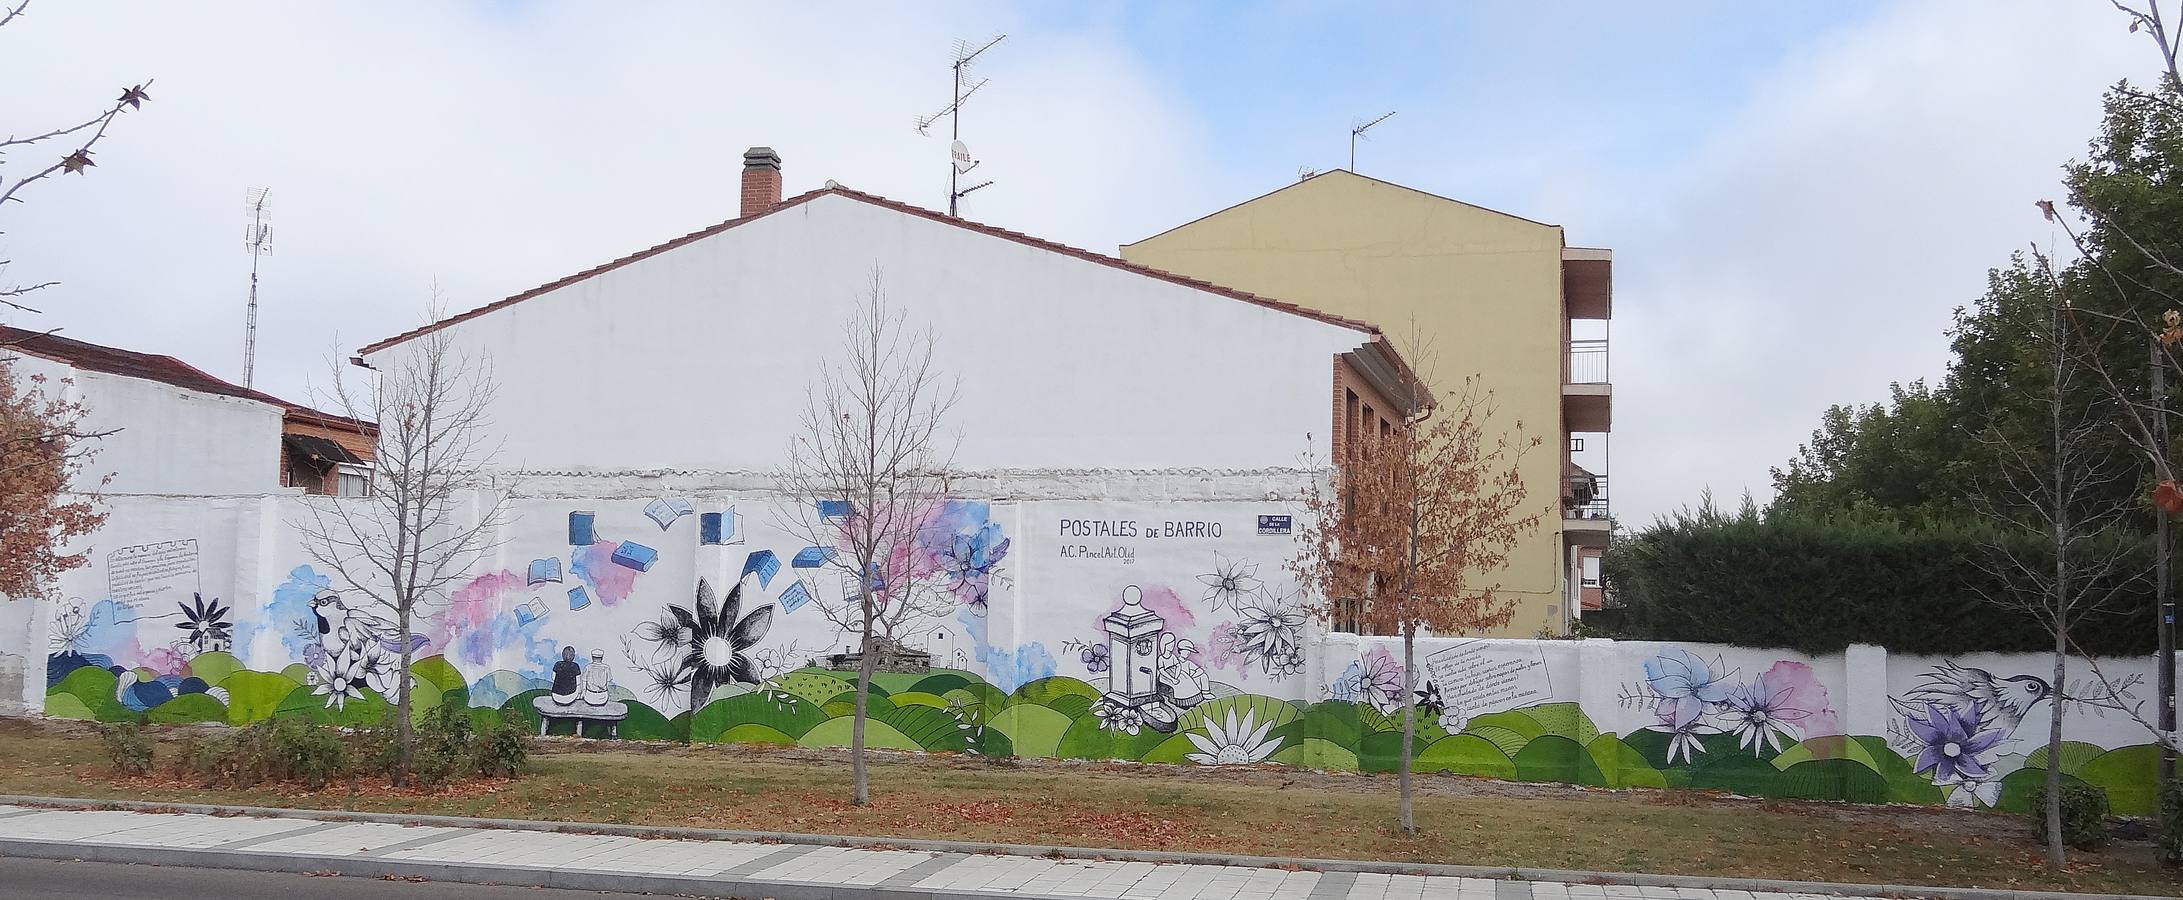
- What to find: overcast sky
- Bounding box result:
[0,1,2151,526]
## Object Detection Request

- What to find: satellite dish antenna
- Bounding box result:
[951,140,975,174]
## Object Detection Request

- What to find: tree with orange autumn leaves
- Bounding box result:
[0,365,105,600]
[0,1,148,601]
[1289,375,1545,834]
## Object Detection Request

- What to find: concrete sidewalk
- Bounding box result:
[0,799,2154,900]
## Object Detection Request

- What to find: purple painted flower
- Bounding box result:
[1359,646,1405,714]
[1721,670,1817,756]
[1643,649,1734,731]
[1907,702,2005,783]
[1080,643,1111,674]
[945,522,1010,608]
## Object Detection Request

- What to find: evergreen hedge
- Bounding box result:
[1599,508,2159,656]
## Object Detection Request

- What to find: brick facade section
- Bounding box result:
[279,410,376,495]
[1330,354,1402,463]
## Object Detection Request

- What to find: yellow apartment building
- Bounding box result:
[1121,170,1612,636]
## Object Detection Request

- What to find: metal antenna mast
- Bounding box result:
[241,188,273,388]
[916,34,1005,216]
[1350,111,1396,171]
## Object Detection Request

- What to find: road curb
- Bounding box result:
[0,794,2166,900]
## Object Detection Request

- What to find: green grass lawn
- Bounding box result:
[2,719,2175,895]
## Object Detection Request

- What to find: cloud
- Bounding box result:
[0,1,1220,410]
[0,1,2153,532]
[1549,0,2145,525]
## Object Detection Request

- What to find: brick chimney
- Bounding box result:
[740,146,782,218]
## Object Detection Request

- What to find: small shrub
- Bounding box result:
[406,704,474,787]
[96,723,153,774]
[266,718,347,790]
[472,710,528,779]
[345,705,528,787]
[180,718,348,790]
[2160,778,2182,865]
[2031,781,2110,852]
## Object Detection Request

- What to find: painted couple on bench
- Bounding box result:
[533,647,628,737]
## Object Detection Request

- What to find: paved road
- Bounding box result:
[0,801,2009,900]
[0,856,705,899]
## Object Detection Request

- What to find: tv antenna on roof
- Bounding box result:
[914,34,1005,217]
[241,187,272,388]
[1350,111,1395,172]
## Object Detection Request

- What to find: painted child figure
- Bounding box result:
[1141,632,1211,732]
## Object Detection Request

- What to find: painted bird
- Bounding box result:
[306,588,412,709]
[1890,661,2053,743]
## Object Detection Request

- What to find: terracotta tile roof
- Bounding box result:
[356,185,1388,356]
[0,325,291,408]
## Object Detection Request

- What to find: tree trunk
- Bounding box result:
[2044,320,2066,872]
[2046,621,2068,870]
[1399,622,1417,836]
[394,597,414,788]
[852,578,876,807]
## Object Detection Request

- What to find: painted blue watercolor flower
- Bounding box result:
[1907,701,2005,783]
[1643,648,1735,731]
[944,522,1010,608]
[1080,643,1110,674]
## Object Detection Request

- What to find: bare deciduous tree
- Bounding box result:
[1968,287,2147,870]
[1290,374,1544,834]
[1,0,151,312]
[294,319,510,786]
[778,269,957,807]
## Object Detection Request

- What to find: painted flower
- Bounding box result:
[1080,642,1111,674]
[174,593,231,656]
[638,577,775,712]
[1643,648,1735,731]
[1414,681,1445,717]
[943,522,1011,607]
[1946,778,2004,809]
[1236,600,1306,676]
[47,603,90,656]
[1720,671,1814,757]
[1437,703,1469,735]
[1907,701,2005,784]
[1092,698,1144,735]
[1358,646,1406,714]
[1664,722,1721,766]
[1196,553,1262,611]
[1185,707,1283,766]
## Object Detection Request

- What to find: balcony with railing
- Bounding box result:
[1564,470,1609,547]
[1563,337,1611,433]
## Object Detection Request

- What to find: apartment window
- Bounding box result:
[335,464,373,498]
[1343,389,1359,460]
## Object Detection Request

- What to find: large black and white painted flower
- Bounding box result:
[628,577,774,712]
[1196,553,1261,612]
[1184,707,1282,766]
[174,593,231,657]
[1233,597,1306,676]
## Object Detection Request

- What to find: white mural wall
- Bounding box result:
[11,486,2178,816]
